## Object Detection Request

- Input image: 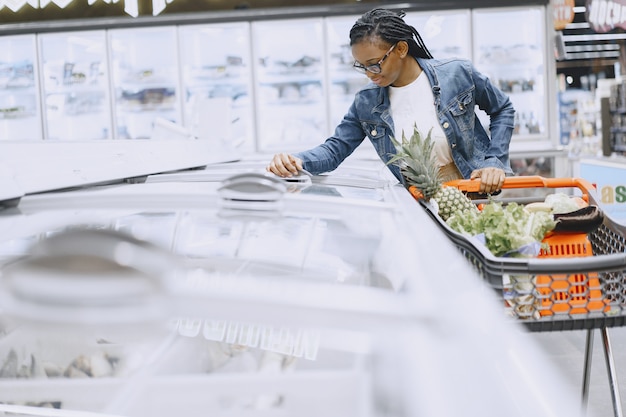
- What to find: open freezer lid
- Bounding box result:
[0,140,241,206]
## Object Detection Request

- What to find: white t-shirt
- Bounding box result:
[389,72,453,167]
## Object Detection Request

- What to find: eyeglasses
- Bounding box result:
[352,44,396,74]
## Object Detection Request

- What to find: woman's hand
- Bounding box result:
[470,167,506,194]
[266,153,303,178]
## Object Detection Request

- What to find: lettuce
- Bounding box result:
[446,201,556,257]
[544,192,580,214]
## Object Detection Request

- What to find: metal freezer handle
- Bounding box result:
[0,228,177,325]
[218,172,287,211]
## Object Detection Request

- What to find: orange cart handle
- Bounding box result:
[445,176,596,198]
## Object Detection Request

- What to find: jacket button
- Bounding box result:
[442,122,450,129]
[371,129,377,136]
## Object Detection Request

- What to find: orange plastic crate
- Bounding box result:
[535,232,609,316]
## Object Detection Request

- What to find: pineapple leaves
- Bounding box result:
[385,126,476,222]
[385,125,445,203]
[386,126,435,168]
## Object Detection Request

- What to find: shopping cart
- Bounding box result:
[418,176,626,417]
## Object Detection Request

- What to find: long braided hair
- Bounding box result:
[349,8,433,59]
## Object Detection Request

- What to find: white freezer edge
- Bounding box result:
[0,140,241,198]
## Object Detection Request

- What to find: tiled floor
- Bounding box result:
[530,326,626,417]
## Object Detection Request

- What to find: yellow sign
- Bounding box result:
[552,0,575,30]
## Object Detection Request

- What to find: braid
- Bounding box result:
[349,8,433,59]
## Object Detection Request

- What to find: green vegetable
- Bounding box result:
[446,200,556,257]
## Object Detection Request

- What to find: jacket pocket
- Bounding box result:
[361,122,386,141]
[361,122,393,159]
[448,90,475,132]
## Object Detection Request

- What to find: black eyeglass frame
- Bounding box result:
[352,43,396,74]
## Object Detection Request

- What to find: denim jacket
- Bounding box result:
[295,57,515,183]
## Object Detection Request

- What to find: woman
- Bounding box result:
[266,8,515,195]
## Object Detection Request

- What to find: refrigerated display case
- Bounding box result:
[472,7,548,138]
[0,145,596,417]
[251,18,328,152]
[178,23,255,152]
[0,34,41,141]
[40,31,111,141]
[325,14,367,131]
[0,5,556,153]
[109,26,181,139]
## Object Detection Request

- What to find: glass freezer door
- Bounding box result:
[251,18,327,152]
[178,23,255,153]
[40,31,111,141]
[0,34,40,141]
[406,10,472,60]
[472,7,547,138]
[109,27,181,139]
[325,15,368,133]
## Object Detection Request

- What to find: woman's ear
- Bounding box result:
[396,40,410,58]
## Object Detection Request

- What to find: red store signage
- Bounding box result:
[587,0,626,32]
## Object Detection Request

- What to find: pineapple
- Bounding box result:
[387,126,477,221]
